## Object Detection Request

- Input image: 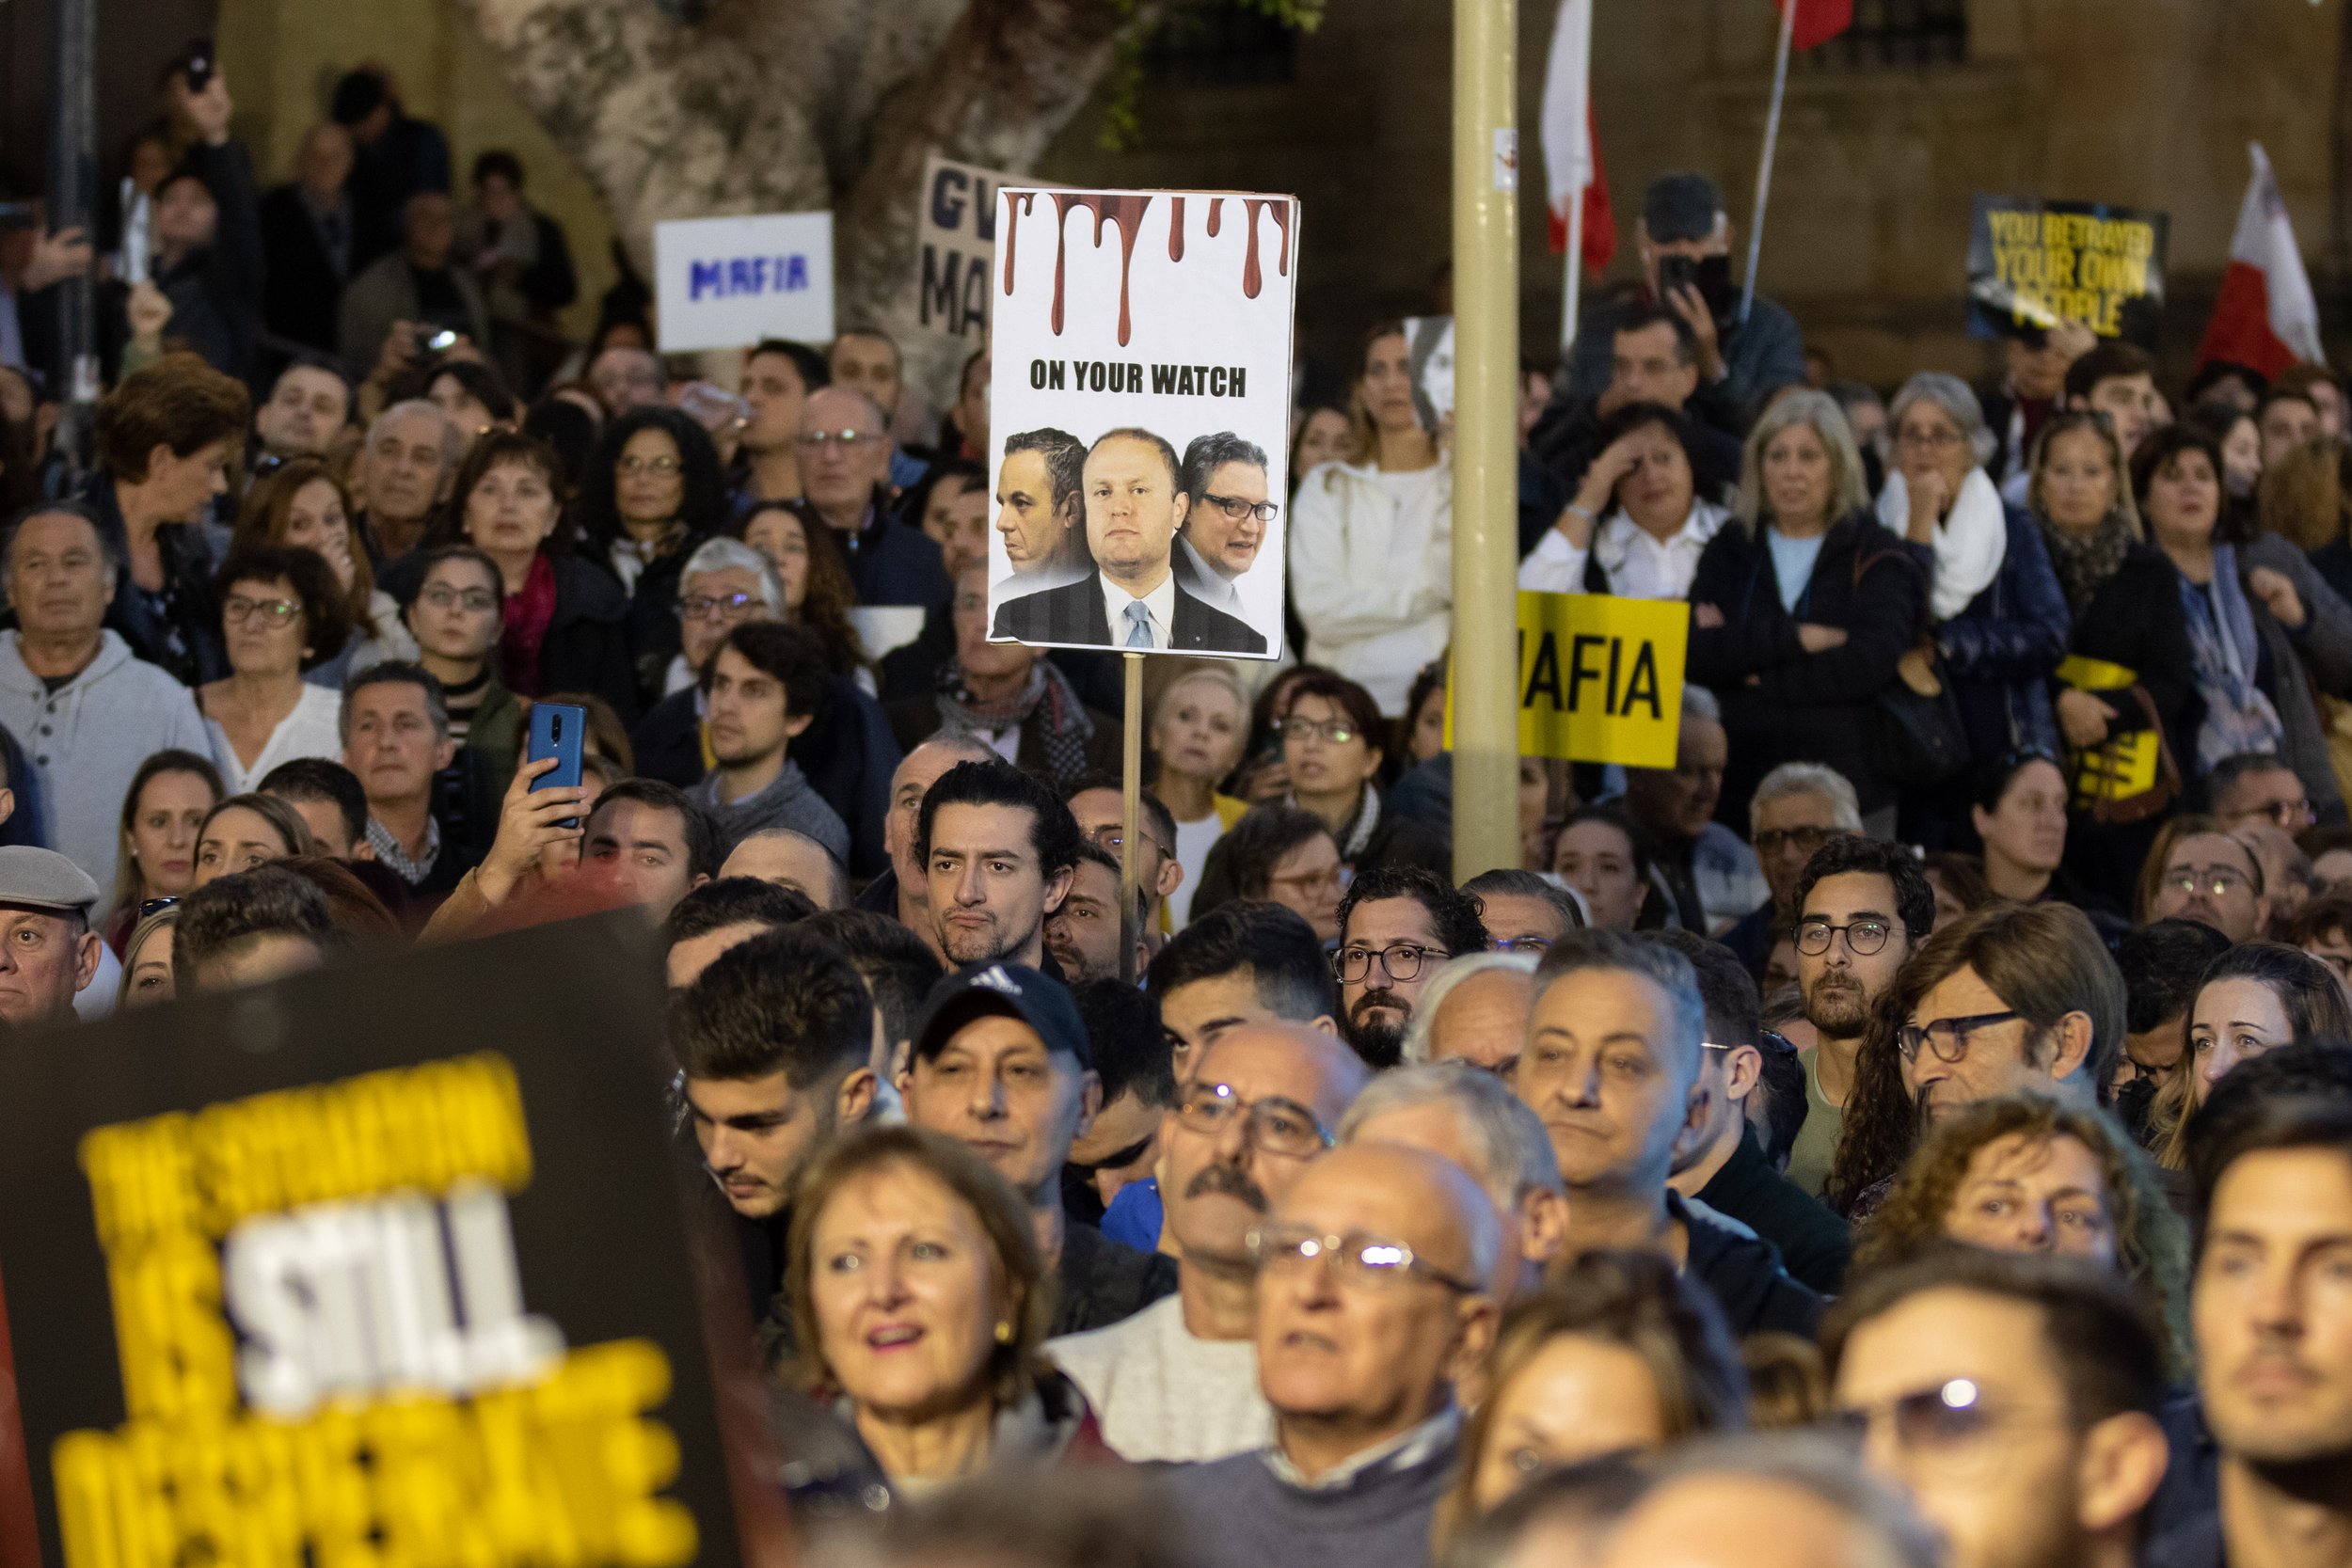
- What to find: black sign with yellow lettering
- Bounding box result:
[1967,195,2169,349]
[0,912,771,1568]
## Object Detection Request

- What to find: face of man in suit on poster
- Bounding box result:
[1180,458,1272,582]
[1084,433,1187,596]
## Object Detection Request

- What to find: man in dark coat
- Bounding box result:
[258,124,357,360]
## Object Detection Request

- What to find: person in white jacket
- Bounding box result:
[0,506,210,903]
[1289,325,1452,715]
[1519,402,1727,601]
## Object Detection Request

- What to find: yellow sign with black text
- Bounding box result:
[1452,593,1688,768]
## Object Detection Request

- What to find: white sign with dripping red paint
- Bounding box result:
[985,188,1297,660]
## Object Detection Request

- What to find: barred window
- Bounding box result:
[1804,0,1968,70]
[1141,0,1299,87]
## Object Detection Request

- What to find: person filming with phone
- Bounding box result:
[338,191,487,376]
[1556,173,1806,436]
[133,44,265,386]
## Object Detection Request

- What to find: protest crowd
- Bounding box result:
[12,46,2352,1568]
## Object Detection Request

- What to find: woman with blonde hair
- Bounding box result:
[1850,1092,2190,1368]
[787,1124,1103,1492]
[1687,389,1926,831]
[2259,436,2352,606]
[1147,662,1251,927]
[1434,1248,1747,1547]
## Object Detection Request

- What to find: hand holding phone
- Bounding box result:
[526,703,588,827]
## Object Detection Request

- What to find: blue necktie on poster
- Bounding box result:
[1123,602,1152,649]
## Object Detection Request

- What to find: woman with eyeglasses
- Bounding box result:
[1851,1092,2189,1370]
[193,791,316,887]
[103,749,222,952]
[1688,390,1927,832]
[197,546,352,794]
[231,460,415,689]
[1275,669,1447,879]
[787,1124,1105,1492]
[1189,804,1346,943]
[1433,1249,1747,1547]
[430,429,636,721]
[1291,322,1454,716]
[1149,664,1251,929]
[2136,421,2352,823]
[1879,373,2070,848]
[2151,943,2352,1172]
[577,405,729,707]
[404,545,521,798]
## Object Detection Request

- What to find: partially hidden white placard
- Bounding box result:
[654,211,835,353]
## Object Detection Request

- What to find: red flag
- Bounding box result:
[2197,143,2325,378]
[1772,0,1854,50]
[1545,107,1617,271]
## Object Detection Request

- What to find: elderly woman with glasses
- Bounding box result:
[1879,372,2071,848]
[198,547,353,794]
[1688,390,1927,832]
[787,1124,1106,1492]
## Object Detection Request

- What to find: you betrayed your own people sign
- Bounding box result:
[985,189,1299,661]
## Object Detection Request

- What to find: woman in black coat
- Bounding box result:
[1688,389,1927,829]
[573,405,729,706]
[2028,409,2201,907]
[429,429,638,722]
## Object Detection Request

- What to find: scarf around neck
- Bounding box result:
[2037,511,2134,619]
[1876,467,2008,621]
[935,657,1095,788]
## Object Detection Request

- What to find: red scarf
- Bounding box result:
[501,552,558,696]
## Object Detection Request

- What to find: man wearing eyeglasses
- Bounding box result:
[1825,1246,2168,1568]
[1066,776,1182,947]
[1332,866,1491,1070]
[793,385,947,609]
[2145,822,2270,943]
[1786,837,1936,1198]
[1716,761,1861,968]
[1051,1020,1367,1463]
[1163,1142,1499,1568]
[991,428,1267,654]
[1891,902,2121,1146]
[2210,751,2317,837]
[1173,432,1276,618]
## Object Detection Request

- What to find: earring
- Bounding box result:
[993,1320,1013,1345]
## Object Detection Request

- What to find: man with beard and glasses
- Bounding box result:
[2156,1100,2352,1568]
[1048,1022,1369,1463]
[1330,866,1490,1069]
[1785,838,1936,1198]
[1826,1247,2169,1568]
[917,758,1080,970]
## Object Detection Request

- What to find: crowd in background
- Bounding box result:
[5,50,2352,1568]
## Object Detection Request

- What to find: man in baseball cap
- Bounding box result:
[900,962,1176,1335]
[0,847,103,1027]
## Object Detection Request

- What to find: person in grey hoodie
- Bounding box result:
[686,622,849,865]
[0,505,209,902]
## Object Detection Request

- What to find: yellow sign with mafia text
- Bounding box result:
[1503,591,1688,768]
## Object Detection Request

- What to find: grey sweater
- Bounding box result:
[0,631,209,906]
[688,758,850,865]
[1163,1421,1457,1568]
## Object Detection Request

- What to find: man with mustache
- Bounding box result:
[1786,838,1936,1197]
[2160,1100,2352,1568]
[1332,867,1490,1069]
[1048,1022,1368,1463]
[1172,432,1275,618]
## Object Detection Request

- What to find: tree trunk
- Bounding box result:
[455,0,1164,398]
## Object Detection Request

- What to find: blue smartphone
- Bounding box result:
[526,703,588,828]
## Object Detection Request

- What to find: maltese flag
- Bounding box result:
[1540,0,1615,270]
[2197,142,2326,378]
[1772,0,1854,49]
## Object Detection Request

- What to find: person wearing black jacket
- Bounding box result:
[1688,389,1926,829]
[142,71,265,387]
[575,406,727,707]
[258,125,356,362]
[1518,929,1821,1339]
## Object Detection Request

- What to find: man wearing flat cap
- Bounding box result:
[1559,171,1807,425]
[899,962,1177,1336]
[0,846,103,1027]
